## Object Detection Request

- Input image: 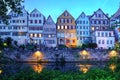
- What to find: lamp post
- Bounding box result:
[0,70,2,74]
[80,50,89,60]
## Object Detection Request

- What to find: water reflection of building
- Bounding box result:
[109,64,116,72]
[78,64,91,73]
[31,63,44,73]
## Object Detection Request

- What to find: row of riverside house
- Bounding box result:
[0,6,120,49]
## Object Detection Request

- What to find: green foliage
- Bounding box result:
[0,0,24,24]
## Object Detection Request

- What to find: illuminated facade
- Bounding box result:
[43,16,57,47]
[76,12,90,46]
[90,9,110,43]
[110,7,120,42]
[28,9,45,45]
[95,30,115,49]
[56,10,77,47]
[0,6,28,45]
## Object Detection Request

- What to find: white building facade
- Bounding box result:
[43,16,57,47]
[95,30,115,49]
[0,6,28,45]
[110,8,120,42]
[28,9,45,45]
[76,12,90,46]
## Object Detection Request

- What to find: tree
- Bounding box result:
[0,0,24,24]
[4,37,13,48]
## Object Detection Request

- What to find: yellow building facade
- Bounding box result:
[57,10,77,47]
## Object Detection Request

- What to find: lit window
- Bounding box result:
[61,26,64,29]
[30,34,33,37]
[34,34,37,37]
[48,35,51,38]
[39,34,41,37]
[65,26,67,29]
[58,26,60,29]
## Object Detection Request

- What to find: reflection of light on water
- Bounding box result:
[78,64,91,73]
[31,64,44,73]
[32,51,44,61]
[109,64,116,72]
[0,70,2,74]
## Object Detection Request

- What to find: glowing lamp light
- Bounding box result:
[3,43,7,46]
[0,50,1,53]
[80,50,89,56]
[109,50,118,58]
[32,64,44,73]
[91,27,94,31]
[32,51,44,61]
[109,64,116,72]
[0,70,2,74]
[78,65,91,74]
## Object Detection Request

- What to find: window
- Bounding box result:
[98,32,100,36]
[86,21,88,24]
[102,32,104,37]
[110,40,112,44]
[98,14,101,18]
[67,19,69,23]
[23,20,25,23]
[35,20,37,23]
[109,32,111,37]
[83,26,85,29]
[30,34,33,37]
[33,14,35,17]
[80,31,82,35]
[39,20,41,23]
[73,40,75,43]
[65,26,67,29]
[36,14,38,17]
[83,21,85,24]
[107,40,109,44]
[102,40,104,44]
[61,26,64,29]
[99,21,101,24]
[66,39,70,43]
[30,20,33,23]
[80,26,82,29]
[98,40,101,44]
[94,21,96,24]
[105,32,107,37]
[34,34,37,37]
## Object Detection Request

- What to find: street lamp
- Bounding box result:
[0,70,2,74]
[109,50,118,58]
[80,50,89,59]
[32,51,44,61]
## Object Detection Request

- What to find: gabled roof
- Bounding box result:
[111,8,120,20]
[90,8,109,19]
[58,10,74,19]
[76,12,87,21]
[45,15,55,24]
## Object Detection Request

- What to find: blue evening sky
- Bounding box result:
[24,0,120,22]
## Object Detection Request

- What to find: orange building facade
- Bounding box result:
[56,10,77,47]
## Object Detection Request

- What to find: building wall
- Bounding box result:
[0,6,28,45]
[28,9,45,45]
[95,31,115,49]
[76,12,90,46]
[43,16,57,47]
[57,10,77,47]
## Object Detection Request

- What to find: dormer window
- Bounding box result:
[64,13,68,16]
